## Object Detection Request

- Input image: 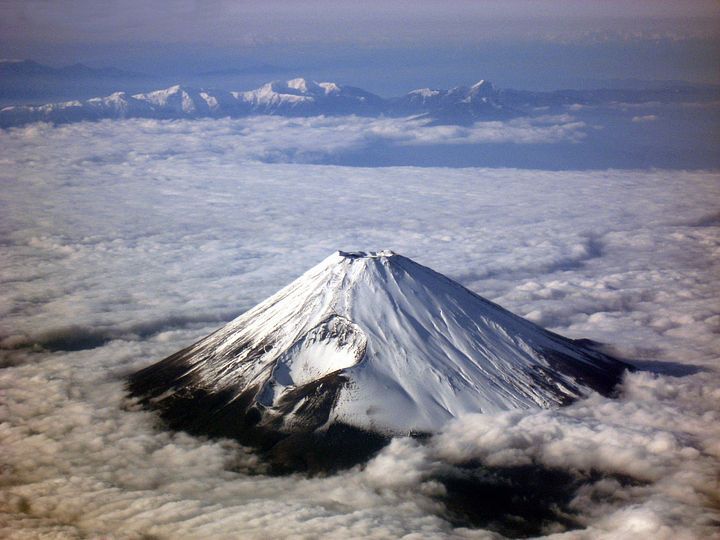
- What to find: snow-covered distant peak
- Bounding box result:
[254,78,343,97]
[233,78,381,114]
[282,78,344,96]
[87,91,128,103]
[286,77,320,93]
[134,84,188,101]
[86,92,133,112]
[287,77,308,89]
[409,88,441,98]
[318,82,341,95]
[129,250,629,440]
[468,79,496,96]
[133,85,203,114]
[239,80,313,108]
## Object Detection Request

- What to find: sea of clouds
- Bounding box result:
[1,118,718,538]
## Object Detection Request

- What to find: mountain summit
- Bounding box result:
[128,251,628,469]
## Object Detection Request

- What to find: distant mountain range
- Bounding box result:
[0,78,512,126]
[1,64,718,128]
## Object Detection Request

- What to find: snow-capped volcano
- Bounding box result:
[128,251,628,458]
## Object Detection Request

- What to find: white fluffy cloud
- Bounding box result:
[0,119,718,538]
[0,115,586,167]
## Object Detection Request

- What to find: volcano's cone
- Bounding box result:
[128,251,629,469]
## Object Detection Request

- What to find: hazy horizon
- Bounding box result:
[1,0,719,93]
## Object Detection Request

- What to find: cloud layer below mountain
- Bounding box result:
[0,115,587,160]
[1,119,718,538]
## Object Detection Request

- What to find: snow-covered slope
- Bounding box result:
[133,85,210,116]
[129,251,628,443]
